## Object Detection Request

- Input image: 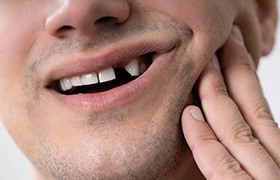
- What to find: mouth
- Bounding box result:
[45,41,176,112]
[49,53,153,95]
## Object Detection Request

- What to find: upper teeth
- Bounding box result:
[59,59,146,92]
[98,67,116,83]
[124,59,140,76]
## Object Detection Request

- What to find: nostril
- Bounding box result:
[54,25,75,38]
[57,25,75,33]
[95,16,119,25]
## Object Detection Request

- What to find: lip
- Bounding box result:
[45,40,176,86]
[44,38,177,112]
[46,51,174,112]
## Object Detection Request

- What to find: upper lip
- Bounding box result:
[44,38,177,88]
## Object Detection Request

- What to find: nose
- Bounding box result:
[46,0,130,38]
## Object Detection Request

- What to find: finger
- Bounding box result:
[182,106,252,180]
[219,26,280,167]
[196,58,280,179]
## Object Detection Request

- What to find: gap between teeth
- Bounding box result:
[59,59,147,92]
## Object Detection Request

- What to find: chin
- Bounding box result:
[29,88,196,180]
[33,114,188,179]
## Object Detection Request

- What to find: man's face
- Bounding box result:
[0,0,264,179]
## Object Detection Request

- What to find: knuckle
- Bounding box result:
[253,103,274,121]
[218,156,242,174]
[210,74,228,97]
[254,107,279,129]
[209,155,246,179]
[238,54,256,73]
[252,99,279,129]
[214,81,229,97]
[229,122,259,145]
[191,135,217,152]
[222,50,256,75]
[200,75,228,100]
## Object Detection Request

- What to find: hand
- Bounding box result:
[181,26,280,179]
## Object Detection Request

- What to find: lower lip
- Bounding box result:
[47,52,171,113]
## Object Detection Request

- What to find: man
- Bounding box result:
[0,0,279,179]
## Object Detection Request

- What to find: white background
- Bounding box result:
[1,4,280,180]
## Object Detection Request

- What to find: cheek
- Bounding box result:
[0,5,45,155]
[0,10,39,96]
[0,2,47,87]
[145,0,237,70]
[147,0,235,35]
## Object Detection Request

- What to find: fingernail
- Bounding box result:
[232,26,244,44]
[190,107,205,122]
[211,55,221,74]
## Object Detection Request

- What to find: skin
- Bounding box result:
[0,0,278,179]
[182,27,280,179]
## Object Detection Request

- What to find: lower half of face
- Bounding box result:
[13,50,197,179]
[0,0,261,179]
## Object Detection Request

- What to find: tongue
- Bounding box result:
[66,68,136,95]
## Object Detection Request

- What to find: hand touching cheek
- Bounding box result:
[182,26,280,180]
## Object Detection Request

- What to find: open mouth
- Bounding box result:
[48,53,154,95]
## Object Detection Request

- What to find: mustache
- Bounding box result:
[30,15,180,66]
[26,10,190,79]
